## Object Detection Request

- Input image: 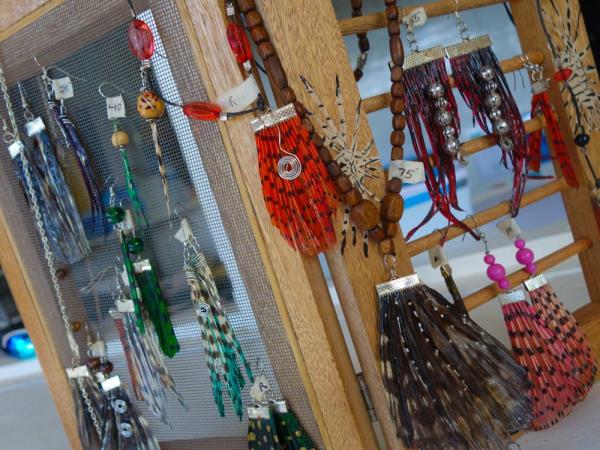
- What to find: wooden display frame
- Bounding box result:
[1,1,599,449]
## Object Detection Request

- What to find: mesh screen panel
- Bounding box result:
[0,1,322,448]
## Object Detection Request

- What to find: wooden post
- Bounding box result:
[509,0,600,302]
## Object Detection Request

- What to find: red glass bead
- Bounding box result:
[554,68,573,82]
[226,22,253,64]
[183,102,223,121]
[127,19,155,60]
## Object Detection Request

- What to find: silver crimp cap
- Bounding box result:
[446,35,492,59]
[376,273,421,297]
[524,273,548,291]
[497,289,527,305]
[250,104,297,133]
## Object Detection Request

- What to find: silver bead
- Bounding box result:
[457,151,470,166]
[435,98,449,109]
[493,118,510,136]
[489,109,502,120]
[479,65,495,81]
[435,109,453,126]
[499,136,514,151]
[484,93,502,109]
[485,81,498,92]
[427,82,445,99]
[443,126,456,138]
[444,137,460,155]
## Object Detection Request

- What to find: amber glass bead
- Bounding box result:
[183,102,222,121]
[71,321,82,332]
[86,357,101,371]
[99,361,114,375]
[127,19,155,60]
[137,91,166,120]
[226,22,253,64]
[106,207,125,225]
[126,237,145,255]
[111,130,129,148]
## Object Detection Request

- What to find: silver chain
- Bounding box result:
[0,64,102,439]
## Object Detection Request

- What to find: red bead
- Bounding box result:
[554,68,573,82]
[183,102,223,121]
[127,19,155,60]
[226,22,253,64]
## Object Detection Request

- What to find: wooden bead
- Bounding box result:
[301,117,314,134]
[379,238,396,255]
[344,188,363,207]
[386,178,402,193]
[264,55,288,92]
[381,193,404,222]
[281,87,297,105]
[86,357,101,371]
[351,0,362,9]
[390,98,405,113]
[392,114,406,130]
[385,5,399,20]
[319,146,332,163]
[111,130,129,147]
[390,37,405,67]
[245,10,262,28]
[391,82,405,98]
[358,37,370,52]
[390,131,405,147]
[336,174,353,193]
[236,0,256,13]
[327,161,342,178]
[385,0,397,4]
[369,226,386,243]
[71,321,82,332]
[351,199,380,230]
[391,66,404,82]
[250,26,269,44]
[137,91,165,120]
[391,146,403,160]
[387,20,400,36]
[383,221,399,238]
[294,102,308,119]
[258,42,275,60]
[311,133,325,148]
[55,268,68,280]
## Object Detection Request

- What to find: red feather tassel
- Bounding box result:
[528,92,579,187]
[499,290,579,430]
[525,274,598,402]
[251,104,337,255]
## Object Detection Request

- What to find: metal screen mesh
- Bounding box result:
[0,1,322,448]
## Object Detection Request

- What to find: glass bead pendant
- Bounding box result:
[554,68,573,82]
[128,19,155,60]
[226,22,252,65]
[183,102,222,121]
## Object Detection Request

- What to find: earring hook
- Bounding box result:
[98,81,128,99]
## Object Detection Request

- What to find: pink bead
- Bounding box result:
[526,263,537,274]
[499,279,510,290]
[484,254,495,264]
[487,263,506,282]
[514,239,526,249]
[516,248,535,265]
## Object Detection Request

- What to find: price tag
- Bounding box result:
[216,77,260,113]
[116,299,135,313]
[8,140,24,159]
[89,340,107,358]
[106,95,126,119]
[428,245,448,269]
[25,117,46,137]
[175,218,194,244]
[249,374,271,402]
[402,7,428,28]
[66,365,90,379]
[52,77,74,100]
[101,375,122,392]
[389,160,425,184]
[496,218,522,240]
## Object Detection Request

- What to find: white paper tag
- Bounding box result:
[175,218,194,244]
[496,218,522,240]
[428,245,449,269]
[8,140,24,159]
[66,365,90,379]
[106,95,126,119]
[216,77,260,113]
[116,299,135,313]
[272,400,288,414]
[25,117,46,137]
[389,160,425,184]
[402,7,428,28]
[89,340,107,358]
[52,77,74,100]
[249,374,271,402]
[101,375,121,392]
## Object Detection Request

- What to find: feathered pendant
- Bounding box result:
[47,97,106,231]
[250,104,338,255]
[70,376,106,448]
[247,405,282,450]
[524,274,598,401]
[498,290,579,430]
[184,249,253,419]
[377,273,527,449]
[135,259,180,358]
[271,401,316,450]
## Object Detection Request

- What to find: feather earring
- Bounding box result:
[250,105,338,255]
[178,219,253,419]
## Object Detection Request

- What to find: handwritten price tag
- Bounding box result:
[402,7,428,28]
[216,77,260,113]
[428,245,449,269]
[496,218,522,240]
[106,95,126,119]
[52,77,74,100]
[389,160,425,184]
[249,374,271,402]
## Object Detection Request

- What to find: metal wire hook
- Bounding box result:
[97,81,128,99]
[463,213,489,252]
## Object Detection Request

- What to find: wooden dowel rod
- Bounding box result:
[406,178,569,256]
[464,238,593,310]
[340,0,507,36]
[363,51,544,114]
